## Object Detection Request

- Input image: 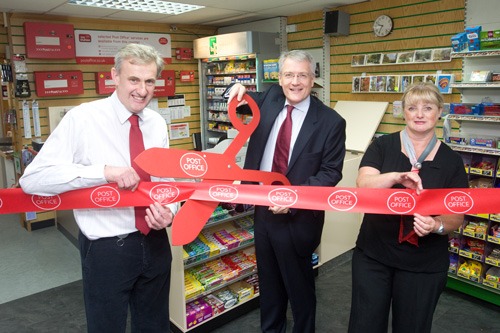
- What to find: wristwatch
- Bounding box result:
[435,217,445,235]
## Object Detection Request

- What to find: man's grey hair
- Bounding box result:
[114,43,164,77]
[279,50,315,75]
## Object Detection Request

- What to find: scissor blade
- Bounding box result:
[171,199,219,245]
[135,148,196,178]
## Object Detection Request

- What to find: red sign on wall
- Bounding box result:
[34,71,83,97]
[95,72,115,95]
[24,22,76,59]
[180,71,195,82]
[154,70,175,97]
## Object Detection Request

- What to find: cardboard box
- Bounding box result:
[480,30,500,50]
[263,59,279,81]
[451,32,468,52]
[466,26,482,51]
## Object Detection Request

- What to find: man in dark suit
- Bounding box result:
[228,50,346,333]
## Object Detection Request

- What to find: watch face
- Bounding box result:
[373,15,393,37]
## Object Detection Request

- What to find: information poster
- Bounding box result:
[75,30,172,64]
[169,123,190,140]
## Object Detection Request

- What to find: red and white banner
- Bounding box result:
[1,182,498,216]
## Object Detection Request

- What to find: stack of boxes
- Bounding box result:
[451,25,500,52]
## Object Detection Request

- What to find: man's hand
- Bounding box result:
[104,165,141,191]
[269,206,290,214]
[227,83,248,107]
[146,202,174,229]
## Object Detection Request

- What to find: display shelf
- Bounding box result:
[184,242,255,269]
[185,270,257,303]
[206,71,257,76]
[170,296,260,333]
[451,49,500,58]
[446,143,500,156]
[199,55,272,149]
[451,82,500,89]
[204,210,253,229]
[169,206,258,332]
[447,111,500,306]
[447,114,500,122]
[447,274,500,306]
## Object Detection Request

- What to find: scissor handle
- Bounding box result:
[225,94,260,158]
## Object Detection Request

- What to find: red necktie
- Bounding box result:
[272,105,294,175]
[129,114,150,235]
[399,215,419,247]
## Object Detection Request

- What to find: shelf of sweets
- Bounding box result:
[184,249,257,303]
[185,278,259,330]
[184,241,254,269]
[449,254,500,293]
[183,209,254,267]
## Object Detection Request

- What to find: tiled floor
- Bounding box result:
[0,213,499,332]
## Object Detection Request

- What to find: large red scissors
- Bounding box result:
[135,94,290,245]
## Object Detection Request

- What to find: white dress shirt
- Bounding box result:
[260,97,310,172]
[20,92,178,240]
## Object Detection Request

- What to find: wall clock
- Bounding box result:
[373,14,393,37]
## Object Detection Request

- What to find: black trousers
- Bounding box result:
[348,247,447,333]
[78,229,172,333]
[254,217,316,333]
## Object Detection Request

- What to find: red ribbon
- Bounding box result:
[1,182,497,216]
[2,183,498,245]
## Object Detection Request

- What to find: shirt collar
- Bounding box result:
[285,96,310,114]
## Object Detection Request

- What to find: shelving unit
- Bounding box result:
[444,114,500,306]
[450,49,500,103]
[193,31,280,150]
[169,209,261,332]
[203,56,259,146]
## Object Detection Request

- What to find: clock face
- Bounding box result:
[373,15,393,37]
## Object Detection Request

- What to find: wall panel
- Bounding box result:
[4,13,215,154]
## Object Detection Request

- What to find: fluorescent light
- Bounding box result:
[67,0,204,15]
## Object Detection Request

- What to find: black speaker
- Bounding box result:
[324,10,350,36]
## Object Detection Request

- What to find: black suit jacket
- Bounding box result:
[243,84,346,256]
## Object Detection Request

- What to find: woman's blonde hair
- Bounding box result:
[401,82,444,110]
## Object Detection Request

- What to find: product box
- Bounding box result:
[470,155,496,177]
[465,26,482,51]
[470,138,496,149]
[203,294,225,315]
[450,103,481,115]
[445,136,467,145]
[228,281,255,302]
[479,103,500,116]
[263,59,279,81]
[470,70,491,82]
[186,298,213,328]
[451,32,468,52]
[480,30,500,50]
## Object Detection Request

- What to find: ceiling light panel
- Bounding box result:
[68,0,204,15]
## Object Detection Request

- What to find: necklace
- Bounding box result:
[401,129,437,171]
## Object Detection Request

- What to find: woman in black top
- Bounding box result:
[348,82,468,333]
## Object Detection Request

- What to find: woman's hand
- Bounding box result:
[397,171,423,195]
[412,213,438,237]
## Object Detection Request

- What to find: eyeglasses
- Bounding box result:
[281,72,311,81]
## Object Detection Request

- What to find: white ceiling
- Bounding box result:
[0,0,366,27]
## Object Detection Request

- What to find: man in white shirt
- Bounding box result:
[20,43,177,332]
